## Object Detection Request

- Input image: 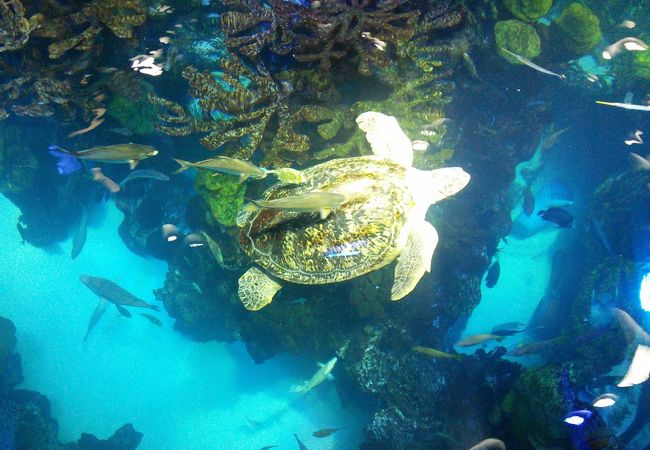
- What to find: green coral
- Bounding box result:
[495,20,541,63]
[502,365,571,447]
[107,95,159,135]
[633,50,650,80]
[195,171,246,227]
[551,3,601,56]
[503,0,553,22]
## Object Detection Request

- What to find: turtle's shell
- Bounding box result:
[239,156,416,284]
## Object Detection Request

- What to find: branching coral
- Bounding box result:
[221,0,419,75]
[151,56,348,166]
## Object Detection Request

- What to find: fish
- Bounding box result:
[602,37,648,59]
[613,308,650,345]
[500,48,566,79]
[119,169,170,189]
[542,125,570,151]
[91,167,121,193]
[139,313,162,326]
[592,393,618,408]
[173,157,267,181]
[629,152,650,170]
[508,339,551,356]
[247,192,348,220]
[625,130,644,145]
[184,233,206,248]
[294,434,309,450]
[49,144,158,170]
[259,446,278,450]
[80,275,159,310]
[67,109,106,137]
[618,20,636,29]
[200,231,224,267]
[412,345,461,360]
[161,224,181,242]
[312,427,346,438]
[618,344,650,387]
[544,199,573,209]
[523,186,535,216]
[131,56,163,76]
[71,207,88,259]
[421,118,451,130]
[115,304,132,318]
[462,52,480,79]
[411,140,429,152]
[49,147,81,175]
[266,167,305,184]
[564,410,592,426]
[596,100,650,112]
[83,299,108,341]
[491,321,526,336]
[485,260,500,288]
[456,334,504,347]
[537,207,574,228]
[290,357,337,394]
[469,438,506,450]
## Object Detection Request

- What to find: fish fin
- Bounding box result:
[238,174,249,184]
[115,304,132,318]
[172,158,192,174]
[289,383,307,394]
[629,153,650,170]
[148,304,160,312]
[317,362,324,367]
[327,373,335,381]
[537,210,546,216]
[320,208,331,220]
[129,160,138,170]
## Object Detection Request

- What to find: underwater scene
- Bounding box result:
[1,0,650,449]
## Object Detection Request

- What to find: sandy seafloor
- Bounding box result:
[0,195,369,449]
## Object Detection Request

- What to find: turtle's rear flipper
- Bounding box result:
[391,221,439,301]
[238,267,282,311]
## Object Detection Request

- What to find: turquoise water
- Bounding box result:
[0,196,368,448]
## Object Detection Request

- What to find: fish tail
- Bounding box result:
[289,383,307,394]
[147,304,160,312]
[495,336,506,342]
[172,158,193,174]
[452,353,463,361]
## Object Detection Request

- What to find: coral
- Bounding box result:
[221,0,419,75]
[633,50,650,80]
[494,20,541,63]
[195,172,247,228]
[550,3,601,56]
[502,365,572,447]
[0,0,43,52]
[503,0,553,22]
[107,95,159,135]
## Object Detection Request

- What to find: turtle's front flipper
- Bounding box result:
[238,267,282,311]
[391,220,439,301]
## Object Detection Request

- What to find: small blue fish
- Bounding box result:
[49,145,81,175]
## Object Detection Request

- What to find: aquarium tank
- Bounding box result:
[1,0,650,449]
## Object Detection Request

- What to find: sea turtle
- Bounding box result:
[236,111,470,311]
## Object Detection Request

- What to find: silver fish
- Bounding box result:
[501,48,566,80]
[597,100,650,112]
[84,299,108,342]
[173,157,266,181]
[54,143,159,170]
[80,275,159,310]
[71,207,88,259]
[119,169,169,188]
[602,37,648,59]
[248,192,347,219]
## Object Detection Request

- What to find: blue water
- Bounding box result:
[0,196,368,448]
